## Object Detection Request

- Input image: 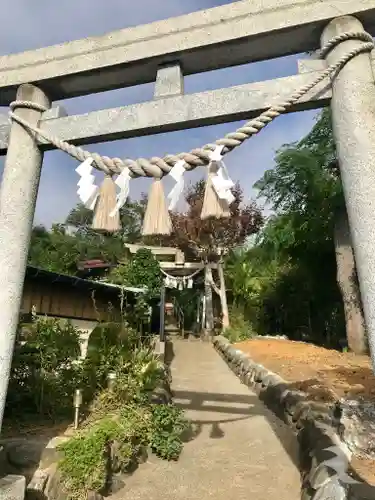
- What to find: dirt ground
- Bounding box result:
[234,338,375,486]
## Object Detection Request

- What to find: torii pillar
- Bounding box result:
[0,85,50,430]
[322,16,375,370]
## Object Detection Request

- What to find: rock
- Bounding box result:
[347,385,365,396]
[348,483,375,499]
[0,475,26,500]
[45,465,68,500]
[298,419,337,466]
[7,440,43,469]
[301,487,314,500]
[253,366,269,383]
[213,337,372,500]
[261,373,285,388]
[312,478,347,500]
[309,460,337,490]
[39,438,69,470]
[292,401,312,423]
[255,335,289,340]
[282,390,307,415]
[108,474,125,494]
[87,491,104,500]
[340,399,375,459]
[26,469,49,500]
[302,402,335,428]
[150,384,171,404]
[241,359,253,372]
[0,445,7,476]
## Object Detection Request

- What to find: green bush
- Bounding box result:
[109,248,162,301]
[5,316,82,420]
[58,344,189,499]
[223,306,256,343]
[5,314,190,500]
[58,421,112,496]
[149,403,188,460]
[80,320,142,401]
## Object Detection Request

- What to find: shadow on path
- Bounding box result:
[170,345,301,471]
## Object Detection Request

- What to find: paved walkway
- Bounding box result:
[114,339,301,500]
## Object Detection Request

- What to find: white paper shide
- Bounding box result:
[208,145,235,205]
[75,158,99,210]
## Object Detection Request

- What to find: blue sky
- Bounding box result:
[0,0,319,227]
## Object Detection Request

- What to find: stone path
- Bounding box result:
[114,339,301,500]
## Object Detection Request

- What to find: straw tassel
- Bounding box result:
[201,162,230,219]
[92,175,121,232]
[142,178,172,236]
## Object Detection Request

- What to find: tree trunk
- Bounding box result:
[334,206,367,354]
[203,264,214,340]
[217,262,230,330]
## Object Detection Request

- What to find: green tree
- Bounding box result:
[29,224,82,274]
[109,248,162,300]
[251,109,366,352]
[28,224,125,275]
[66,196,147,243]
[65,203,93,229]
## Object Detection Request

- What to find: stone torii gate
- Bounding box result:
[1,1,375,431]
[124,243,219,334]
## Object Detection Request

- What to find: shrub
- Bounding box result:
[5,314,190,500]
[58,343,189,499]
[149,403,188,460]
[5,316,82,420]
[109,248,162,301]
[79,320,142,401]
[223,306,256,343]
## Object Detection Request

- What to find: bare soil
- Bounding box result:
[234,338,375,486]
[1,419,71,439]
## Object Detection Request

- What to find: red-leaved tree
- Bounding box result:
[149,180,264,333]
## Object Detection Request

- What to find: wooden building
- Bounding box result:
[21,266,145,357]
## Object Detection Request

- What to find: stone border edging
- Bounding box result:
[213,335,375,500]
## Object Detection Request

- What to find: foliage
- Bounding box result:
[5,315,82,419]
[169,287,202,330]
[5,315,153,421]
[65,203,93,230]
[28,195,148,276]
[58,344,189,499]
[28,224,124,275]
[224,109,350,347]
[154,180,264,261]
[108,248,162,300]
[6,312,189,500]
[149,403,188,460]
[66,197,147,243]
[222,305,255,343]
[59,421,113,496]
[80,320,141,400]
[226,249,269,307]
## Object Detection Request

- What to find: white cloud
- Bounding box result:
[0,0,320,227]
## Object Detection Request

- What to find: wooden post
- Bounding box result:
[218,261,230,330]
[159,283,166,342]
[203,264,214,339]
